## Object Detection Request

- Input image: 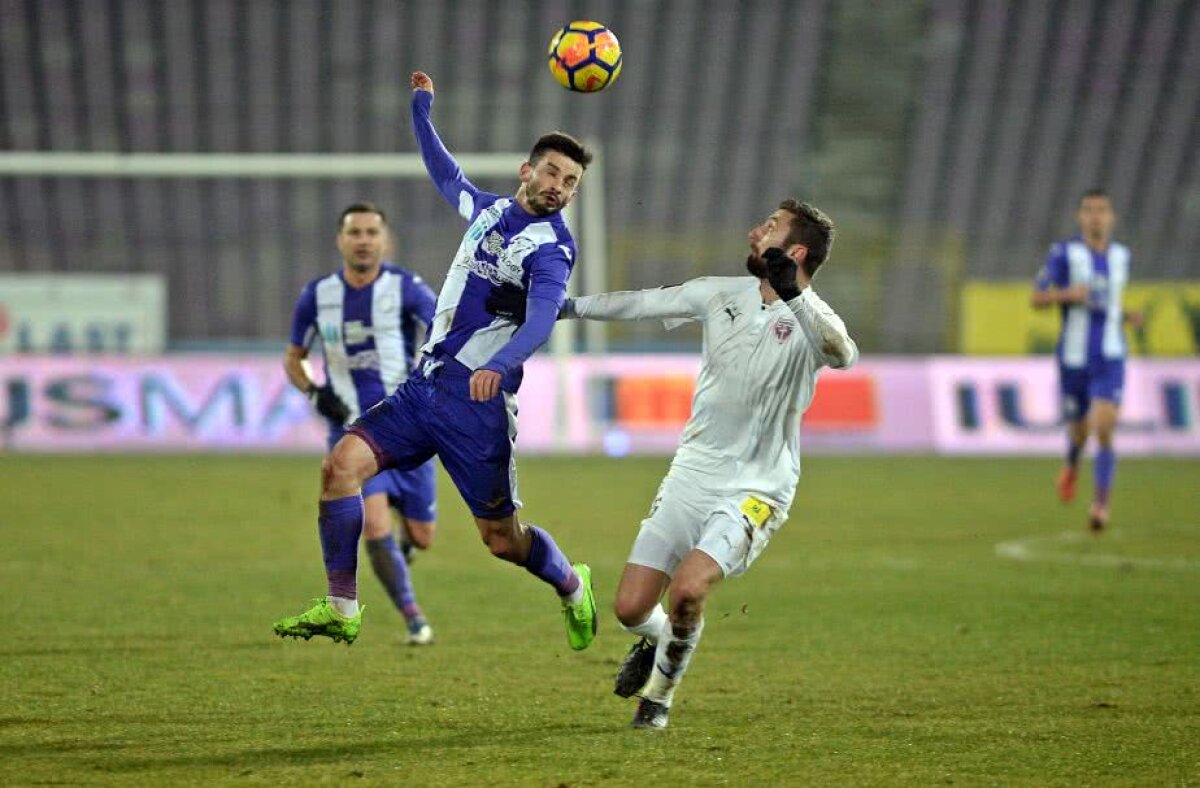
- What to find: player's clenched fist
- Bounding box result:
[410,71,434,95]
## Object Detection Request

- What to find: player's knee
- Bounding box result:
[324,445,370,495]
[482,529,519,562]
[406,522,436,550]
[613,595,652,628]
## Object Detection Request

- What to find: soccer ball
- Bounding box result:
[547,21,622,93]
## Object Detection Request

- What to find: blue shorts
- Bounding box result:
[328,429,437,522]
[1059,358,1125,421]
[348,356,521,520]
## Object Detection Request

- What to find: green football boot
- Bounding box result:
[272,598,363,645]
[562,562,597,651]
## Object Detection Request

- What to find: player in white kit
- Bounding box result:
[569,200,857,728]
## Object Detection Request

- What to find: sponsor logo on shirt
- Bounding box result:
[345,349,381,371]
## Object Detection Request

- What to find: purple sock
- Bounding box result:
[1094,447,1116,506]
[522,525,580,597]
[365,534,421,620]
[1067,438,1083,468]
[319,496,363,600]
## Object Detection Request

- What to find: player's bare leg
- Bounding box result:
[634,550,724,729]
[474,514,596,650]
[363,496,432,645]
[399,514,436,562]
[613,564,671,697]
[273,434,378,644]
[1088,400,1119,532]
[1058,417,1088,503]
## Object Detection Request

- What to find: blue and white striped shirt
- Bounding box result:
[291,263,437,426]
[412,90,576,392]
[1035,237,1131,369]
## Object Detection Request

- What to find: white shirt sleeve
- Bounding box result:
[565,277,738,325]
[786,288,858,369]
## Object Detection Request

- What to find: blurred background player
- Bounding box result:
[1032,189,1140,533]
[495,200,857,728]
[274,72,598,653]
[274,202,439,645]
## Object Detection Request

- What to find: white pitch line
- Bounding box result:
[995,531,1200,571]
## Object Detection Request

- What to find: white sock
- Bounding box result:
[328,595,359,617]
[622,605,669,644]
[642,616,705,707]
[563,574,586,606]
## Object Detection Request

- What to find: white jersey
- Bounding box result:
[568,276,858,511]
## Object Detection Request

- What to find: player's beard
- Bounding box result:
[348,255,379,274]
[745,253,768,279]
[526,187,561,216]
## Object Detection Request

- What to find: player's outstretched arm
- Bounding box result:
[410,71,480,218]
[566,278,717,322]
[786,290,859,370]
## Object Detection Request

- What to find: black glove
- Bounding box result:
[763,247,801,301]
[485,283,528,323]
[309,383,350,424]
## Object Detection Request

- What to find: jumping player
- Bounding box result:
[272,72,597,652]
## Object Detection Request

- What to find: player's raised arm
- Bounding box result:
[410,71,481,220]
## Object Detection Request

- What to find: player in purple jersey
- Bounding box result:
[273,203,440,645]
[1032,190,1141,532]
[274,72,598,653]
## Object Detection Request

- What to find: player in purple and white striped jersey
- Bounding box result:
[274,73,598,653]
[274,203,439,646]
[1032,189,1142,532]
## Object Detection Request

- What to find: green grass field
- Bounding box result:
[2,454,1197,786]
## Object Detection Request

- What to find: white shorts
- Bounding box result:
[627,472,786,578]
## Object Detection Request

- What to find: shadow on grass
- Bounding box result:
[78,722,625,772]
[0,739,135,756]
[0,640,279,658]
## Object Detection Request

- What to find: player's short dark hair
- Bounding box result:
[779,199,835,277]
[1079,188,1112,206]
[529,132,593,170]
[338,202,387,230]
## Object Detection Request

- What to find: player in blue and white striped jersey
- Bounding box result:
[1032,189,1141,532]
[274,72,598,653]
[274,203,439,646]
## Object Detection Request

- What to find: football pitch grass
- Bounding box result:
[2,454,1197,786]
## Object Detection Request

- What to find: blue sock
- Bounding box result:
[522,525,580,597]
[1066,438,1083,468]
[1094,447,1116,506]
[365,534,422,622]
[319,496,363,600]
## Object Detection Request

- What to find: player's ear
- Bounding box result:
[787,243,808,266]
[519,161,533,184]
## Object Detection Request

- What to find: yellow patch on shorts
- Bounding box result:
[739,496,772,529]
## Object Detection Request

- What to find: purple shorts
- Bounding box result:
[348,356,521,520]
[1059,358,1125,422]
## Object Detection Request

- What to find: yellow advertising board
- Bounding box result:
[961,282,1200,356]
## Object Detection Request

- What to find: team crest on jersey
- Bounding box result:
[772,318,795,343]
[320,322,340,344]
[484,231,505,256]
